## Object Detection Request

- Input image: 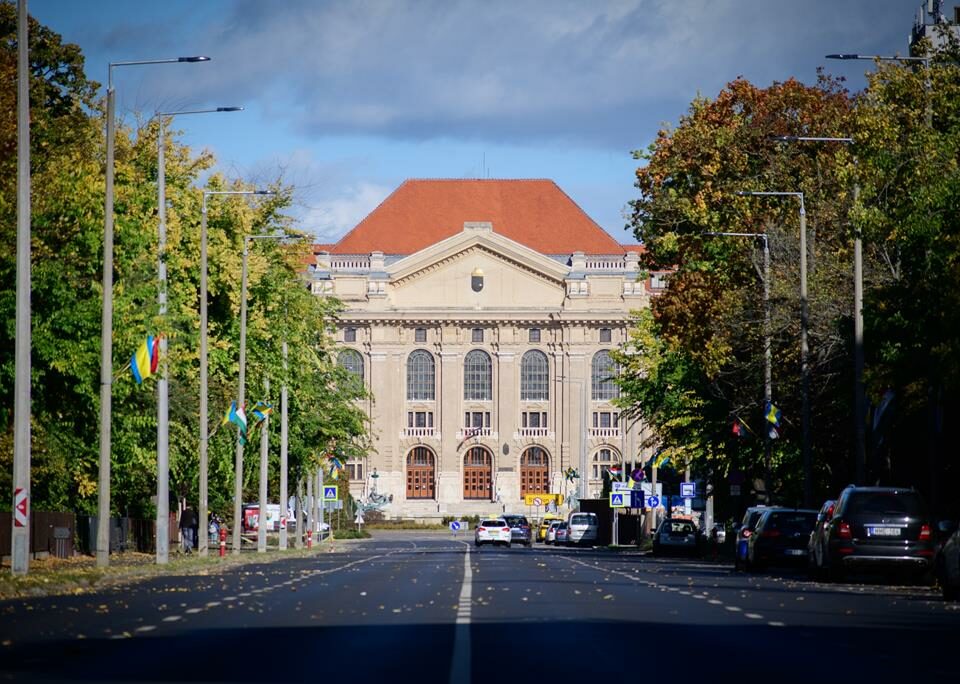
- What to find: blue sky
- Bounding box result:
[30,0,915,244]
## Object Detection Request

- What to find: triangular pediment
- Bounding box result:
[388,227,570,286]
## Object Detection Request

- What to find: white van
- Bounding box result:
[567,512,599,545]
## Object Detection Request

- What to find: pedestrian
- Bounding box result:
[179,505,198,554]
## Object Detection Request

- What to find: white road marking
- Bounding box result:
[161,615,181,622]
[449,542,472,684]
[744,613,764,620]
[135,625,156,633]
[185,608,202,615]
[768,621,786,627]
[724,606,742,612]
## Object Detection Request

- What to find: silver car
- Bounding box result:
[567,512,599,546]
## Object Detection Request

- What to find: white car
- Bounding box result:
[475,518,512,547]
[567,512,599,546]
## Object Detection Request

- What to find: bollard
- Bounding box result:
[219,525,228,558]
[307,530,313,549]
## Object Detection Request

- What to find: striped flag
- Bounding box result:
[130,335,160,385]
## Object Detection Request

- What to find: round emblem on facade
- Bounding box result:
[471,267,484,292]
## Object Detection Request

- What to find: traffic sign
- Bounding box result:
[646,495,661,508]
[680,482,696,498]
[355,513,364,525]
[630,490,645,508]
[323,486,338,501]
[449,521,461,532]
[280,516,287,530]
[612,482,631,491]
[13,488,27,527]
[609,492,627,508]
[533,496,543,506]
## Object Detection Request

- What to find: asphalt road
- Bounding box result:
[1,531,958,682]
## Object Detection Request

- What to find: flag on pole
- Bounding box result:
[250,401,273,430]
[607,464,622,478]
[564,467,579,482]
[732,418,747,437]
[130,335,160,385]
[222,401,247,444]
[765,401,782,427]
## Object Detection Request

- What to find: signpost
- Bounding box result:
[449,520,461,537]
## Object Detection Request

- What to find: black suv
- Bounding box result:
[822,486,935,582]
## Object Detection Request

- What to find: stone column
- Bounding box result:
[496,350,518,503]
[438,351,461,508]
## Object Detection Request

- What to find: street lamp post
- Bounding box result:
[235,232,288,554]
[155,106,241,564]
[736,191,812,507]
[97,54,209,568]
[772,135,864,486]
[704,231,772,497]
[826,54,932,127]
[12,0,31,576]
[199,190,275,556]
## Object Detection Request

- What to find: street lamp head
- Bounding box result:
[771,135,854,144]
[217,106,244,112]
[179,56,211,63]
[826,53,860,60]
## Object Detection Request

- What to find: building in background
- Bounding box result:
[910,1,960,53]
[309,179,666,519]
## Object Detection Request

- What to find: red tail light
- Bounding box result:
[742,529,753,538]
[919,524,931,541]
[521,525,530,530]
[760,530,781,538]
[478,526,486,532]
[837,521,852,540]
[502,527,510,533]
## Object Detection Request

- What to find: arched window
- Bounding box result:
[463,447,493,500]
[337,350,364,383]
[592,447,618,479]
[520,350,549,401]
[520,447,550,497]
[407,350,435,401]
[592,350,620,401]
[464,350,492,400]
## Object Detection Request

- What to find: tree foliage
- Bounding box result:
[0,5,368,519]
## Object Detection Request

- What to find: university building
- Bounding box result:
[309,179,663,519]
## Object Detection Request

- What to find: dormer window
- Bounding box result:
[344,327,357,343]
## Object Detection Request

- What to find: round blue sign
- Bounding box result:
[449,521,461,531]
[647,495,660,508]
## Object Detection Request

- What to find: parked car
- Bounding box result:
[545,520,563,545]
[935,519,960,600]
[807,499,836,578]
[554,522,570,545]
[503,514,533,547]
[475,518,512,547]
[652,518,702,557]
[538,515,564,542]
[821,486,935,582]
[745,508,818,570]
[567,512,599,546]
[733,506,769,570]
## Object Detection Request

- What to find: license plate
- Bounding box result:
[867,527,901,537]
[785,549,805,556]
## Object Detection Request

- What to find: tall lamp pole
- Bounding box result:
[199,190,275,556]
[736,191,812,507]
[97,54,209,568]
[771,135,863,485]
[235,232,288,554]
[11,0,31,576]
[155,106,241,564]
[704,231,772,497]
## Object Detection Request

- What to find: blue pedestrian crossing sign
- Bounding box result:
[609,492,627,508]
[323,486,338,501]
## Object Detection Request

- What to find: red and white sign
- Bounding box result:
[13,488,28,527]
[279,516,287,530]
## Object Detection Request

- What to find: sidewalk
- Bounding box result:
[0,539,342,600]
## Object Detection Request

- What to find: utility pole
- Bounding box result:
[280,340,289,550]
[258,377,269,553]
[233,239,250,554]
[11,0,31,576]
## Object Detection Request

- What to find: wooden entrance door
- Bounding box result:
[463,447,492,500]
[520,446,549,497]
[406,447,435,499]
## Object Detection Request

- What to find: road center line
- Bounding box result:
[449,542,472,684]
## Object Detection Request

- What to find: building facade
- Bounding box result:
[309,179,663,519]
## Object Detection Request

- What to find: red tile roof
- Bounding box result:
[329,179,625,255]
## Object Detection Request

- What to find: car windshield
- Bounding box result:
[504,516,527,527]
[847,492,925,517]
[481,520,504,527]
[557,523,568,529]
[667,522,695,534]
[745,510,765,529]
[570,515,594,525]
[766,513,817,533]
